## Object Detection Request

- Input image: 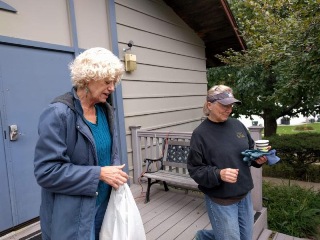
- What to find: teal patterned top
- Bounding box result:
[85,105,112,205]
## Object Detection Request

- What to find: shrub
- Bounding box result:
[263,162,320,182]
[266,133,320,181]
[263,181,320,239]
[263,162,295,179]
[294,125,314,131]
[305,164,320,182]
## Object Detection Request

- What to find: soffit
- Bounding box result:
[163,0,246,67]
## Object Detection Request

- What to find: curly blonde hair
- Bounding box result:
[203,85,233,116]
[69,47,124,88]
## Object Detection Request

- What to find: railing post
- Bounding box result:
[129,125,141,184]
[248,126,264,212]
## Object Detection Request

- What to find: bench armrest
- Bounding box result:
[144,157,163,173]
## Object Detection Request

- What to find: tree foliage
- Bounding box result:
[208,0,320,136]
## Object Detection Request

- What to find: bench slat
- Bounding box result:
[143,171,198,190]
[142,139,199,202]
[163,162,187,168]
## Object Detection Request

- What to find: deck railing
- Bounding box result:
[129,126,192,183]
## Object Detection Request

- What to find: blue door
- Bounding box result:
[0,44,74,231]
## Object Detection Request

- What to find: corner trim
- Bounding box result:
[107,0,129,174]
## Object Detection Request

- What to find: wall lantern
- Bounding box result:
[123,40,137,72]
[124,54,137,72]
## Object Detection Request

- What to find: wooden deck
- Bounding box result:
[130,180,209,240]
[131,180,310,240]
[0,181,311,240]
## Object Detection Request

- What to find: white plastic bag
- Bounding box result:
[99,183,146,240]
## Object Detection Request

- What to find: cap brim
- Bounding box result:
[217,98,241,105]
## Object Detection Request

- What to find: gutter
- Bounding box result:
[220,0,247,50]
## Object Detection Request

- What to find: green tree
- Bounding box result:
[208,0,320,136]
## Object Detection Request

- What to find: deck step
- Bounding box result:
[258,229,311,240]
[273,232,310,240]
[257,229,274,240]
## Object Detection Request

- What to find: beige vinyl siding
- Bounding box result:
[115,0,207,174]
[0,0,71,46]
[122,64,206,83]
[117,25,204,58]
[1,0,112,49]
[73,0,111,49]
[122,80,205,99]
[116,1,203,46]
[124,96,205,117]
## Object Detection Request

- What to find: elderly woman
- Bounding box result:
[187,85,268,240]
[34,47,128,240]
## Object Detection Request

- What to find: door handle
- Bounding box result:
[9,124,18,141]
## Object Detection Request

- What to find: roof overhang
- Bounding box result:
[163,0,246,68]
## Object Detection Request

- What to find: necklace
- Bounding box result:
[83,105,97,124]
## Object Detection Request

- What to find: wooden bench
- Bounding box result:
[143,140,198,203]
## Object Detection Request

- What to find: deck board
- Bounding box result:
[272,232,310,240]
[143,194,187,226]
[175,212,211,240]
[274,233,293,240]
[146,197,203,239]
[132,181,209,240]
[157,201,207,240]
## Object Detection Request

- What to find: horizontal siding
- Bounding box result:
[120,47,205,71]
[123,95,205,117]
[116,0,188,27]
[115,1,202,45]
[115,0,208,174]
[117,25,205,59]
[122,81,206,99]
[121,65,206,83]
[125,108,203,130]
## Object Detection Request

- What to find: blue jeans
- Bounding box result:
[196,192,254,240]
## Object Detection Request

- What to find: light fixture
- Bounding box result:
[123,40,137,72]
[124,54,137,72]
[123,40,134,52]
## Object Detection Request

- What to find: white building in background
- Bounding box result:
[239,114,317,128]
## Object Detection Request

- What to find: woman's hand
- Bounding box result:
[99,164,129,189]
[220,168,239,183]
[255,145,271,165]
[255,156,268,165]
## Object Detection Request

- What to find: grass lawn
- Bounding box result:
[277,122,320,135]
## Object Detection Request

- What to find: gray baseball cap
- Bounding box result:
[207,92,241,105]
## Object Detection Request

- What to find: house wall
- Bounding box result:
[1,0,208,178]
[0,0,122,232]
[114,0,208,175]
[0,0,207,231]
[0,0,71,45]
[0,0,112,48]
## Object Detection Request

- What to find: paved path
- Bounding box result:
[263,177,320,191]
